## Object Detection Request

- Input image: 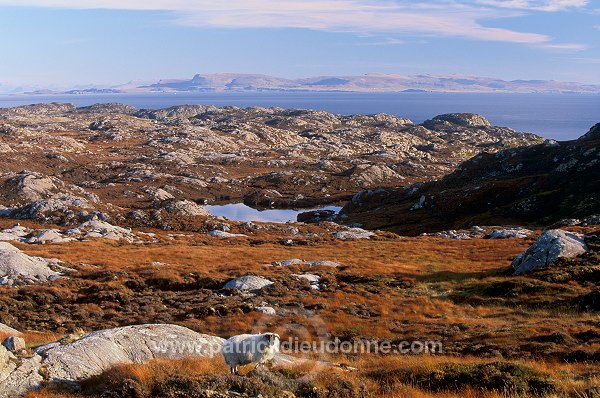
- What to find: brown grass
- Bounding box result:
[16,235,529,280]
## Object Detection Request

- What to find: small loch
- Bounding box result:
[205,203,342,223]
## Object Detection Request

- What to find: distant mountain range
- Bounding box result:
[6,73,600,95]
[132,73,600,94]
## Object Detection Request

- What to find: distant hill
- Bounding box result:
[133,73,600,94]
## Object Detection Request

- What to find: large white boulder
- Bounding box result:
[0,242,61,285]
[512,229,589,275]
[35,324,224,384]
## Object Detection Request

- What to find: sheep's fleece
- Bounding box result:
[222,333,280,374]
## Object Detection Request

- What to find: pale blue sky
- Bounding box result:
[0,0,598,90]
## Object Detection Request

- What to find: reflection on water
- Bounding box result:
[205,203,342,223]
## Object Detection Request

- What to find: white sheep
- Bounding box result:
[221,332,280,375]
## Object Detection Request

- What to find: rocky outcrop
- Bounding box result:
[0,103,541,227]
[66,220,137,242]
[490,228,534,239]
[423,113,491,129]
[0,242,61,286]
[512,229,589,275]
[160,199,211,217]
[2,172,58,201]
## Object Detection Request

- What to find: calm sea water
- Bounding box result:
[1,91,598,140]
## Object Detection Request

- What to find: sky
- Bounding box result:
[0,0,599,90]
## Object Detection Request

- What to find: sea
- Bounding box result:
[0,91,598,140]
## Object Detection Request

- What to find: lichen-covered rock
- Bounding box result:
[24,229,71,244]
[424,113,491,128]
[208,230,247,239]
[3,172,59,201]
[255,306,277,315]
[223,275,274,292]
[0,345,43,398]
[292,273,321,289]
[490,228,533,239]
[161,199,211,217]
[0,225,30,242]
[66,220,136,242]
[0,242,61,285]
[35,324,225,384]
[14,194,95,221]
[512,229,589,275]
[268,259,341,268]
[334,227,375,240]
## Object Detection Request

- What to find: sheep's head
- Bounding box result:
[263,332,280,346]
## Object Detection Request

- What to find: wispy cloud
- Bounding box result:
[0,0,583,48]
[354,37,405,46]
[475,0,587,11]
[542,42,587,51]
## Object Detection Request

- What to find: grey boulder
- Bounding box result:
[223,275,274,292]
[0,242,61,285]
[512,229,589,275]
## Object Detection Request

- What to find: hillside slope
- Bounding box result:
[339,123,600,234]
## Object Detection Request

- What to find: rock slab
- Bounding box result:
[35,324,225,384]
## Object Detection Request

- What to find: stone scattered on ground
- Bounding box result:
[422,226,534,240]
[0,225,30,241]
[334,227,375,240]
[292,273,321,290]
[222,275,274,292]
[255,306,277,315]
[208,230,247,239]
[24,229,72,244]
[512,229,589,275]
[66,220,137,242]
[160,199,211,217]
[582,215,600,226]
[0,242,61,286]
[490,228,534,239]
[268,259,341,268]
